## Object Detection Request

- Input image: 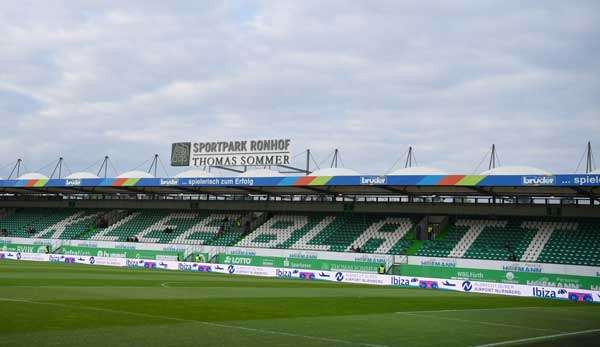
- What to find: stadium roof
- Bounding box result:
[65,172,99,179]
[116,170,154,179]
[0,173,598,198]
[239,169,285,177]
[174,169,212,178]
[480,166,550,176]
[18,172,49,180]
[391,166,448,175]
[311,168,360,176]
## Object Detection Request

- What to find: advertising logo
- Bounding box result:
[16,252,21,260]
[567,292,593,303]
[522,176,555,185]
[532,287,557,298]
[65,179,81,186]
[126,259,142,268]
[178,263,193,271]
[419,280,439,289]
[390,277,410,287]
[89,256,95,265]
[160,178,178,186]
[360,176,387,185]
[227,265,235,274]
[335,272,344,282]
[197,265,212,272]
[276,269,294,278]
[171,142,191,167]
[299,272,316,280]
[462,281,472,292]
[442,280,456,287]
[224,256,252,265]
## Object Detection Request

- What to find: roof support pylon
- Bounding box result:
[8,159,23,179]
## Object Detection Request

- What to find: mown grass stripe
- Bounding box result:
[0,297,389,347]
[474,328,600,347]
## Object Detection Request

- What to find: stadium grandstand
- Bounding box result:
[1,144,599,267]
[2,143,600,347]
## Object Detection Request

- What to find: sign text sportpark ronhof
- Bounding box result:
[171,139,292,167]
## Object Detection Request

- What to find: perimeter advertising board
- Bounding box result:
[397,264,600,290]
[171,139,292,167]
[2,252,599,303]
[58,245,183,261]
[215,253,380,273]
[0,243,49,254]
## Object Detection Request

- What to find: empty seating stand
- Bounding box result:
[463,219,536,261]
[0,208,243,246]
[89,210,242,245]
[416,224,469,258]
[0,208,598,266]
[537,221,600,266]
[235,213,415,254]
[0,209,98,239]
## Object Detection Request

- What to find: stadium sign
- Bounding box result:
[171,139,292,167]
[522,175,555,185]
[360,176,387,185]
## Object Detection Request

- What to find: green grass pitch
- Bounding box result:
[0,261,599,347]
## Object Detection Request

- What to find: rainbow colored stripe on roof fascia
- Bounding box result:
[0,174,598,188]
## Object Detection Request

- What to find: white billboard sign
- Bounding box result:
[171,139,292,167]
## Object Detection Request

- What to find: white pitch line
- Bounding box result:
[395,309,558,333]
[0,297,390,347]
[473,328,600,347]
[394,306,540,314]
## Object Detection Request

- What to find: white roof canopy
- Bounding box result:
[390,166,448,175]
[239,169,285,177]
[174,169,212,178]
[117,170,154,179]
[17,172,49,180]
[65,172,99,179]
[481,166,551,176]
[310,168,360,176]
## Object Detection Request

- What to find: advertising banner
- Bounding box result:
[0,243,50,254]
[398,264,600,290]
[0,251,49,262]
[408,256,599,278]
[47,254,127,267]
[2,173,600,188]
[2,252,599,303]
[222,247,391,266]
[58,245,181,261]
[215,253,381,273]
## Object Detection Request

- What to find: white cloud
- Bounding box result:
[0,0,599,176]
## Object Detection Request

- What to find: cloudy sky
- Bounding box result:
[1,0,599,177]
